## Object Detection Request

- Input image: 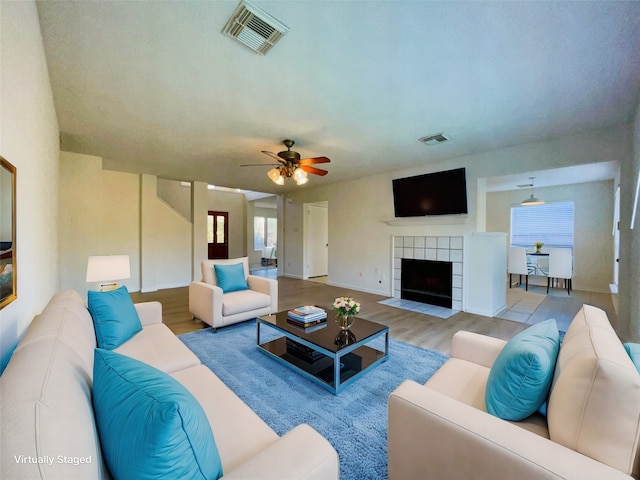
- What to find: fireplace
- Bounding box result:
[401,258,453,308]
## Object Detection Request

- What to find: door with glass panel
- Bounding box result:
[208,211,228,259]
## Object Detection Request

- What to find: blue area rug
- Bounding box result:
[179,320,448,480]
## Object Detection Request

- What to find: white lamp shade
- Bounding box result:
[267,168,282,184]
[86,255,131,283]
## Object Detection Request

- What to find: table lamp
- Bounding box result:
[86,255,131,291]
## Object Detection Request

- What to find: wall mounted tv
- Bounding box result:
[392,167,468,217]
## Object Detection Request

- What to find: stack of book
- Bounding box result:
[287,306,327,331]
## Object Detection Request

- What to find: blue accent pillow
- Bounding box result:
[624,343,640,372]
[88,285,142,349]
[93,349,223,480]
[485,318,560,421]
[214,263,248,293]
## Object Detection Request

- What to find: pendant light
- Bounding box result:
[520,177,544,206]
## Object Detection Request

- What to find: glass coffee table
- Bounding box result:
[256,310,389,394]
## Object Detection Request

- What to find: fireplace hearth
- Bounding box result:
[401,258,453,308]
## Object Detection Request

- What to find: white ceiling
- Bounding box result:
[36,1,640,194]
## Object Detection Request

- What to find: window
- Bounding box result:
[254,216,277,251]
[267,218,277,246]
[510,201,574,249]
[253,217,265,251]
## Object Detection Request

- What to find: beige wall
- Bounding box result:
[283,125,631,297]
[619,103,640,341]
[486,181,615,293]
[0,1,60,372]
[59,152,140,295]
[59,153,193,296]
[207,189,247,259]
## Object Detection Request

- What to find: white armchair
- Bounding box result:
[189,257,278,330]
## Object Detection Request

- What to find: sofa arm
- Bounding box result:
[247,275,278,313]
[388,380,632,480]
[221,424,338,480]
[188,281,223,327]
[450,331,507,368]
[134,301,162,327]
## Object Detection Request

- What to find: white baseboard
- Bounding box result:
[464,303,507,318]
[283,273,305,280]
[325,280,390,297]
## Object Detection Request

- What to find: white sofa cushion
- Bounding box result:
[548,305,640,476]
[222,290,272,317]
[114,323,200,374]
[171,365,279,473]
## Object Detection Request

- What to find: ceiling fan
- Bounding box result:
[241,139,330,185]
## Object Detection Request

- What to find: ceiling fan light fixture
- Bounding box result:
[267,167,283,184]
[293,167,307,183]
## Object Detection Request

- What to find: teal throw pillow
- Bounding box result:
[624,343,640,372]
[214,263,248,293]
[88,285,142,349]
[485,318,560,421]
[92,349,223,480]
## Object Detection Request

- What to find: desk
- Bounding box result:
[526,252,549,276]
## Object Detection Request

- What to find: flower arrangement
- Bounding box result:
[333,296,360,316]
[534,241,544,252]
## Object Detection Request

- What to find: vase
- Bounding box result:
[335,313,354,330]
[334,329,356,347]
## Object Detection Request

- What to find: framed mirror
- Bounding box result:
[0,156,16,309]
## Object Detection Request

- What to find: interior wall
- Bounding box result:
[0,0,61,373]
[619,102,640,341]
[140,174,191,292]
[486,180,615,293]
[206,189,247,259]
[59,152,140,296]
[157,178,191,220]
[284,125,632,297]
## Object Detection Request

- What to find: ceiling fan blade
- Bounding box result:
[240,163,279,167]
[517,183,533,188]
[261,150,286,164]
[301,165,328,176]
[298,156,331,165]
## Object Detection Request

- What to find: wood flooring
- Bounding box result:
[130,276,619,356]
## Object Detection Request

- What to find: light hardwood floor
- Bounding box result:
[130,276,619,355]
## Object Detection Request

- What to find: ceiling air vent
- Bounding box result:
[419,133,450,146]
[222,1,289,55]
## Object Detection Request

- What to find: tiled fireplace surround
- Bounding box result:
[392,236,464,312]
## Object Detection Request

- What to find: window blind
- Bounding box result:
[510,201,574,248]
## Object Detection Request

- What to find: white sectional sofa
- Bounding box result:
[388,304,640,479]
[1,290,338,479]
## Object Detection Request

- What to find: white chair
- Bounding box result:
[547,247,573,294]
[189,257,278,330]
[508,246,530,291]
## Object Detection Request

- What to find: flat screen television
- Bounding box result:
[392,167,468,217]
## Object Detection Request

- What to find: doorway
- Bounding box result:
[305,202,328,279]
[208,211,228,259]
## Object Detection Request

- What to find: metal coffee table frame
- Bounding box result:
[256,311,389,394]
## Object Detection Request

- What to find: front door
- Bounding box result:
[208,211,229,259]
